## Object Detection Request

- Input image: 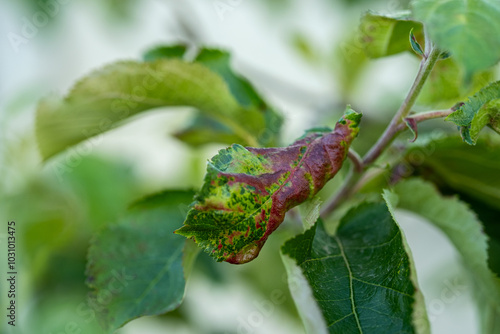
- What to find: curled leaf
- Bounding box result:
[446,80,500,144]
[409,28,424,57]
[175,107,362,264]
[404,117,419,142]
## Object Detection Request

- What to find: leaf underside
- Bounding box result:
[403,134,500,211]
[391,179,500,334]
[175,108,362,264]
[282,202,422,334]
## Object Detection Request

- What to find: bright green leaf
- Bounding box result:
[36,59,265,160]
[446,81,500,144]
[403,134,500,210]
[359,12,423,58]
[390,178,500,334]
[412,0,500,76]
[418,58,493,109]
[282,202,429,334]
[86,190,196,332]
[175,108,362,264]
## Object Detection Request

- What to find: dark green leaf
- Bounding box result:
[282,202,429,334]
[446,81,500,144]
[389,178,500,334]
[36,59,266,160]
[412,0,500,76]
[142,44,188,62]
[176,108,361,264]
[359,12,423,58]
[402,134,500,210]
[86,190,197,332]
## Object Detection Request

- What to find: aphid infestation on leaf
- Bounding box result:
[34,1,500,333]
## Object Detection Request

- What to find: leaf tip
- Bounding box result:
[339,105,362,128]
[409,28,424,57]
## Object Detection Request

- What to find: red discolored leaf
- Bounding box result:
[175,107,362,264]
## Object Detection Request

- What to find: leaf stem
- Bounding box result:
[405,108,453,122]
[362,46,441,166]
[320,45,441,218]
[347,149,363,173]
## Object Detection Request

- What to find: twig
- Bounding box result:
[362,46,441,167]
[347,149,363,173]
[320,44,442,218]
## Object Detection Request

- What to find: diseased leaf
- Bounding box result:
[282,202,429,334]
[359,12,423,58]
[389,178,500,334]
[86,190,196,332]
[412,0,500,76]
[36,58,267,160]
[175,107,362,264]
[402,134,500,210]
[417,58,493,108]
[446,81,500,144]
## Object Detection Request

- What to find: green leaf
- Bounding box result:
[86,190,197,332]
[173,112,243,147]
[143,44,188,62]
[470,100,500,140]
[282,202,429,334]
[335,33,369,99]
[359,12,423,58]
[389,178,500,334]
[445,81,500,143]
[36,59,265,160]
[281,231,329,334]
[417,58,493,108]
[412,0,500,76]
[403,134,500,210]
[193,48,283,147]
[175,107,362,264]
[298,196,322,230]
[409,28,424,57]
